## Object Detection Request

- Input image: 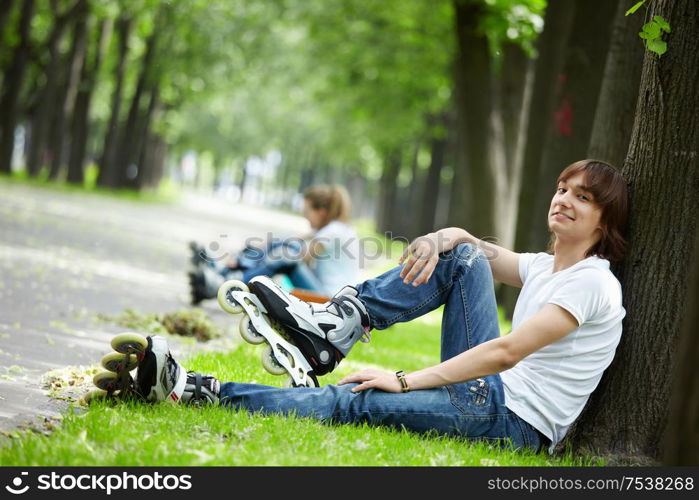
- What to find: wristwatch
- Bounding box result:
[395,370,410,393]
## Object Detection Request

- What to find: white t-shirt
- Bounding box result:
[500,252,625,453]
[311,221,360,296]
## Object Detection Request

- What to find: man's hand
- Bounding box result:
[398,233,441,286]
[338,369,404,393]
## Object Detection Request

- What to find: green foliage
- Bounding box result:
[625,0,671,56]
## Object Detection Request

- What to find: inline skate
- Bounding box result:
[217,276,371,388]
[82,333,219,405]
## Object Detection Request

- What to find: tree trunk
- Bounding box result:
[67,18,111,185]
[117,21,160,189]
[97,15,131,188]
[376,148,402,237]
[492,42,534,252]
[393,140,422,240]
[527,0,617,252]
[565,0,699,464]
[500,0,576,319]
[450,0,494,239]
[0,0,34,174]
[134,85,161,190]
[587,0,645,167]
[663,227,699,465]
[48,0,89,181]
[419,114,449,236]
[0,0,14,42]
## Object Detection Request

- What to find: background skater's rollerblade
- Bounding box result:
[83,334,188,404]
[217,276,370,388]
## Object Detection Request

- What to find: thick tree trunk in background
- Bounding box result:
[376,149,401,236]
[48,0,89,181]
[663,228,699,465]
[501,0,576,318]
[450,0,494,239]
[97,15,131,188]
[67,18,111,185]
[527,0,617,252]
[565,0,699,464]
[0,0,34,174]
[587,0,645,167]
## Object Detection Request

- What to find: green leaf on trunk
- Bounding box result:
[625,1,646,16]
[646,39,667,56]
[641,22,661,38]
[653,15,671,33]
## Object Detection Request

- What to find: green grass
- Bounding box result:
[0,309,600,466]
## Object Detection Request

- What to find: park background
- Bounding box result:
[0,0,697,466]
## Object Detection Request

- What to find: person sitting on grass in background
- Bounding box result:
[188,184,360,304]
[153,159,627,454]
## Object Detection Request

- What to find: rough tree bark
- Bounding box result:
[565,0,699,464]
[0,0,34,175]
[587,0,645,167]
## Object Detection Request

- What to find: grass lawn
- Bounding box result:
[0,308,601,467]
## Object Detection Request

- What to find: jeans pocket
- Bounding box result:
[447,378,490,413]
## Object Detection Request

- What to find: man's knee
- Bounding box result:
[447,243,484,268]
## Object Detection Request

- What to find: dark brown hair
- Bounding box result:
[548,159,629,263]
[303,185,351,224]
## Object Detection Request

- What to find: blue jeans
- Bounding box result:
[218,243,543,451]
[221,241,324,292]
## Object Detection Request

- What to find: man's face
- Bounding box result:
[548,171,603,245]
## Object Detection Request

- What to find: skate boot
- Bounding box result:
[217,276,370,388]
[188,266,225,305]
[189,241,209,268]
[83,333,187,405]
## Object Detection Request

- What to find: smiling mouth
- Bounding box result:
[553,212,574,221]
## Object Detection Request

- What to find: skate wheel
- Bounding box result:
[261,344,288,376]
[93,371,124,392]
[238,316,265,345]
[217,279,249,314]
[111,333,148,355]
[81,389,109,405]
[101,352,138,372]
[282,373,319,388]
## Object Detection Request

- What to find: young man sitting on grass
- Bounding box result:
[138,159,628,455]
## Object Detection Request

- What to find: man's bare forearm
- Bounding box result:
[403,337,514,390]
